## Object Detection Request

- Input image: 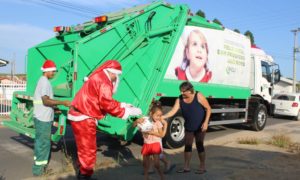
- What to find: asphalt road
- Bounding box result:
[0,117,295,180]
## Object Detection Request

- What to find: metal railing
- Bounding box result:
[0,81,26,116]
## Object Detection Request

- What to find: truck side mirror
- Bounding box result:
[273,69,281,84]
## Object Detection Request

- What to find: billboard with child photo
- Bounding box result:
[164,26,251,88]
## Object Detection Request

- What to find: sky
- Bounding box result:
[0,0,300,80]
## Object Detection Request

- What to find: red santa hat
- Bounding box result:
[89,60,122,78]
[41,59,57,72]
[104,60,122,75]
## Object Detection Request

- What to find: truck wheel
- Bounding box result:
[164,114,185,149]
[162,106,185,149]
[252,104,267,131]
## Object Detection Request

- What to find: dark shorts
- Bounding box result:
[185,121,203,133]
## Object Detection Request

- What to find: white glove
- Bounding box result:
[121,106,142,119]
[120,102,133,108]
[128,107,142,116]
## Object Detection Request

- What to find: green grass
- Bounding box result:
[269,134,292,148]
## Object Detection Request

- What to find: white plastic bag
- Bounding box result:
[137,117,153,132]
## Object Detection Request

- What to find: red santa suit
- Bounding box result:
[68,60,140,178]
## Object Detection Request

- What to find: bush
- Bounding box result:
[269,134,291,148]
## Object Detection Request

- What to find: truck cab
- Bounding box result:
[250,45,280,114]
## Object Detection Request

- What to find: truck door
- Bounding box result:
[260,61,272,102]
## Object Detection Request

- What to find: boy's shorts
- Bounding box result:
[141,142,161,156]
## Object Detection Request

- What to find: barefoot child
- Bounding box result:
[133,101,167,180]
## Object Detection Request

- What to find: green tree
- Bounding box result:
[196,10,205,18]
[233,29,240,33]
[244,30,255,45]
[212,18,223,26]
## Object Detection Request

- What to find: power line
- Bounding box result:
[24,0,152,20]
[41,0,101,15]
[25,0,93,18]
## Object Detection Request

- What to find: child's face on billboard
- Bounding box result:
[186,31,208,71]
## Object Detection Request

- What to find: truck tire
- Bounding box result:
[252,104,267,131]
[165,115,185,148]
[162,106,185,149]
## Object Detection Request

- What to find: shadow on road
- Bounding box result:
[11,134,34,149]
[5,117,299,180]
[52,130,137,177]
[0,175,6,180]
[53,144,300,180]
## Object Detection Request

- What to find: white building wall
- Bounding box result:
[274,83,293,94]
[273,77,295,95]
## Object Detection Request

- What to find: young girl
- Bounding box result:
[134,101,167,180]
[175,29,212,82]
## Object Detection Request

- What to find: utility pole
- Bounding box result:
[10,60,13,80]
[11,54,15,81]
[291,28,300,93]
[13,53,16,75]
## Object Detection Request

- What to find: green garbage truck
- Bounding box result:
[2,1,280,148]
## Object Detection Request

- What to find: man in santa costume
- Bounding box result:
[32,59,71,176]
[68,60,142,179]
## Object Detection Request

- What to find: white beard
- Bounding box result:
[112,75,120,94]
[104,69,120,94]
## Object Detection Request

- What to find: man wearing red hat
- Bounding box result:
[32,59,71,176]
[68,60,142,179]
